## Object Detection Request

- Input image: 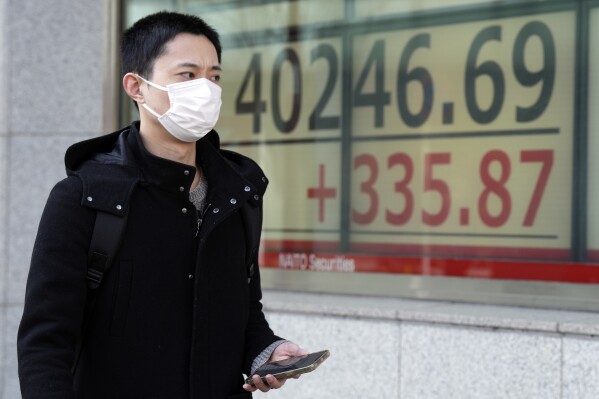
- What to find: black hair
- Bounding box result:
[120,11,221,78]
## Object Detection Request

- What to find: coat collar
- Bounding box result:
[66,122,268,215]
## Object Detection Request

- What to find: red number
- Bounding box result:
[386,152,414,225]
[422,153,451,226]
[353,154,379,224]
[520,150,553,226]
[478,150,511,227]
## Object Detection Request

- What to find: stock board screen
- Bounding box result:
[194,0,597,283]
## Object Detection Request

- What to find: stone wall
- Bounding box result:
[0,1,108,397]
[256,291,599,399]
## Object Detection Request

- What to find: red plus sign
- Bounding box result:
[307,164,337,222]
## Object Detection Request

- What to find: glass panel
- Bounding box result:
[187,0,345,34]
[122,1,598,301]
[355,0,506,18]
[587,5,599,261]
[348,12,575,260]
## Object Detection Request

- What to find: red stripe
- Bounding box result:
[262,239,571,260]
[350,242,571,260]
[259,241,599,284]
[263,239,340,252]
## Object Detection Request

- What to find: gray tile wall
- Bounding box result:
[563,336,599,399]
[399,323,561,399]
[1,1,107,398]
[8,0,104,135]
[257,291,599,399]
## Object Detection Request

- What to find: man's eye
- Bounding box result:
[211,75,221,82]
[181,72,194,79]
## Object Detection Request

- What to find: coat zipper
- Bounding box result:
[195,202,211,238]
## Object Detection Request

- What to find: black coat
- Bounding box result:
[17,122,281,399]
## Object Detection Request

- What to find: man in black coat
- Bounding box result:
[17,11,305,399]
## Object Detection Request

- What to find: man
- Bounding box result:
[18,11,304,398]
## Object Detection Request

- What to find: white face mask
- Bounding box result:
[137,74,222,142]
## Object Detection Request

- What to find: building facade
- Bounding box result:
[1,0,599,398]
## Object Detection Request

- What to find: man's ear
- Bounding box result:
[123,73,144,104]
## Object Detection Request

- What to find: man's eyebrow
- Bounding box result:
[176,62,222,71]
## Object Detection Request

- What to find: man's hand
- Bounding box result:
[243,342,308,393]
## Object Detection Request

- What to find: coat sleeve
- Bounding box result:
[242,257,283,374]
[241,204,283,374]
[17,176,95,399]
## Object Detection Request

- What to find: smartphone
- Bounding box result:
[245,349,330,385]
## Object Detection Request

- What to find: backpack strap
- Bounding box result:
[87,211,129,289]
[72,210,128,374]
[240,202,262,283]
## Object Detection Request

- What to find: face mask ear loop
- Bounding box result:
[135,74,168,118]
[135,74,168,91]
[141,103,163,119]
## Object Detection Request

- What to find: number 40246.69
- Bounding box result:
[235,21,555,133]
